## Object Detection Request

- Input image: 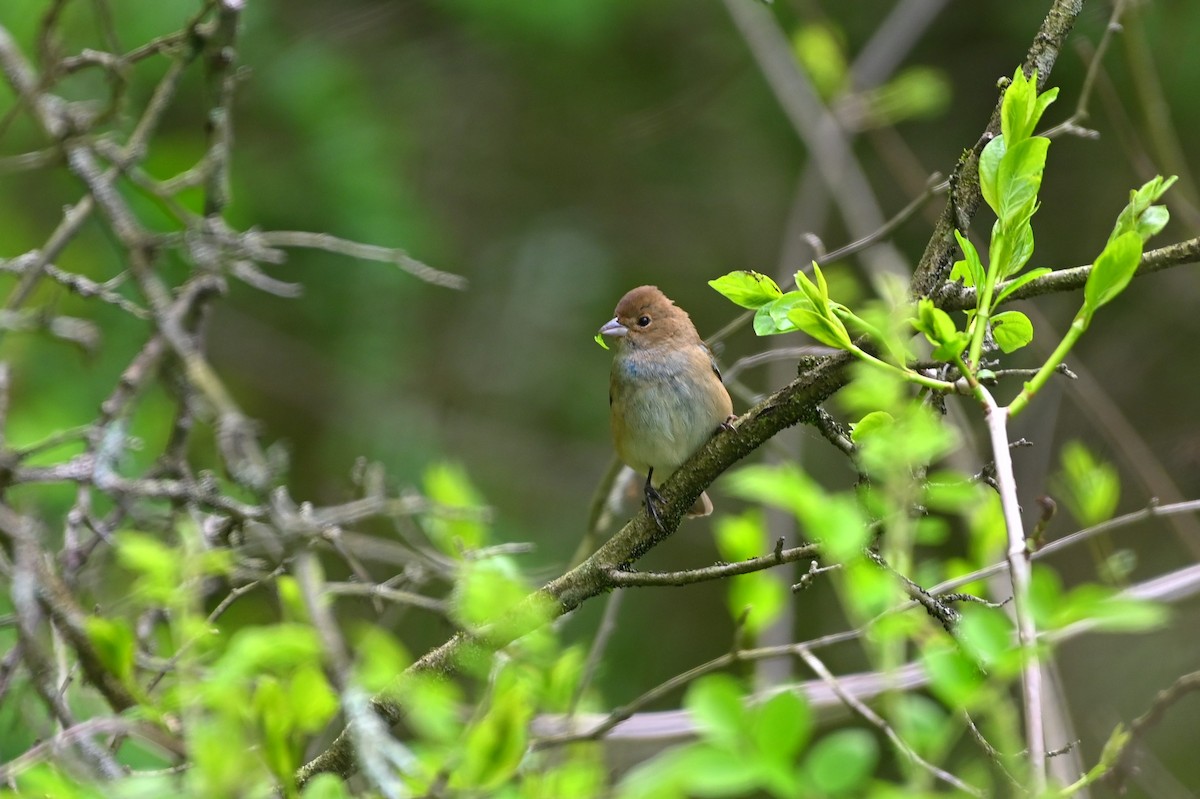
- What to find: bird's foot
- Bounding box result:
[644,474,668,532]
[720,414,737,432]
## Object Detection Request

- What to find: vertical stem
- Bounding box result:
[979,386,1045,791]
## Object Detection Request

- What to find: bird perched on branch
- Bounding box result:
[599,285,734,530]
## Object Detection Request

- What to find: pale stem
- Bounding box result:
[979,386,1045,791]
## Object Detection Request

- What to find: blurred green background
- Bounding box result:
[2,0,1198,788]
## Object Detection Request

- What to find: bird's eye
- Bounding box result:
[637,316,651,327]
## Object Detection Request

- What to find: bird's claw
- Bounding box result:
[719,414,737,432]
[643,474,668,532]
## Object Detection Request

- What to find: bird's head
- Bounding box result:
[598,285,697,349]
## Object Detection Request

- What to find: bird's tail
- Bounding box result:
[685,490,714,518]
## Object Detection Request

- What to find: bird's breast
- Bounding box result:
[609,345,730,477]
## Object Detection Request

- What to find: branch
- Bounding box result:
[606,543,819,588]
[936,235,1200,309]
[911,0,1085,297]
[794,645,983,796]
[294,352,853,785]
[1103,669,1200,792]
[530,558,1200,757]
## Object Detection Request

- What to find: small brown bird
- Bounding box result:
[599,286,734,529]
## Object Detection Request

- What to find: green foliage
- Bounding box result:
[792,23,848,100]
[620,674,865,799]
[1029,566,1167,633]
[911,298,968,361]
[455,671,535,790]
[1109,175,1178,244]
[715,512,786,635]
[2,0,1191,790]
[1054,441,1120,527]
[726,464,871,563]
[351,626,413,695]
[803,729,879,795]
[423,462,490,553]
[84,616,136,685]
[1083,231,1143,322]
[921,639,987,711]
[862,66,952,126]
[301,774,353,799]
[708,270,784,309]
[989,310,1033,353]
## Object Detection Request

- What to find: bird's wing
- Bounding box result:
[701,343,723,382]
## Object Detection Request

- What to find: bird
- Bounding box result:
[599,285,734,530]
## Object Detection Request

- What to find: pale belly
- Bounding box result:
[610,349,727,481]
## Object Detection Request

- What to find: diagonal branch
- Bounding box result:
[294,352,853,785]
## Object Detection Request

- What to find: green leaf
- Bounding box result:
[803,729,878,795]
[810,495,871,564]
[951,230,985,289]
[728,572,785,636]
[1000,217,1035,278]
[716,511,765,562]
[792,23,848,100]
[1134,205,1171,240]
[709,270,784,309]
[753,690,812,762]
[996,136,1049,225]
[978,134,1005,214]
[675,745,763,796]
[301,774,352,799]
[288,665,339,732]
[863,65,952,125]
[423,462,489,553]
[913,298,958,345]
[794,264,827,310]
[958,606,1018,674]
[724,463,818,517]
[1070,593,1169,633]
[217,624,324,678]
[1054,440,1120,527]
[396,674,463,743]
[850,411,894,445]
[1028,565,1065,629]
[991,310,1033,353]
[543,646,587,714]
[84,617,136,684]
[891,695,951,758]
[351,626,411,695]
[786,307,853,350]
[716,513,785,634]
[453,559,539,629]
[115,530,181,604]
[255,677,296,779]
[686,674,748,750]
[753,293,810,336]
[594,332,609,350]
[1000,67,1056,144]
[1110,175,1177,244]
[457,683,533,790]
[922,640,986,709]
[994,266,1052,305]
[1000,68,1036,144]
[930,331,970,362]
[1084,231,1143,316]
[912,299,968,361]
[1033,85,1060,130]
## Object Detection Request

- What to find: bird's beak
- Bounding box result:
[599,317,628,338]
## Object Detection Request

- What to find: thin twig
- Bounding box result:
[795,645,983,796]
